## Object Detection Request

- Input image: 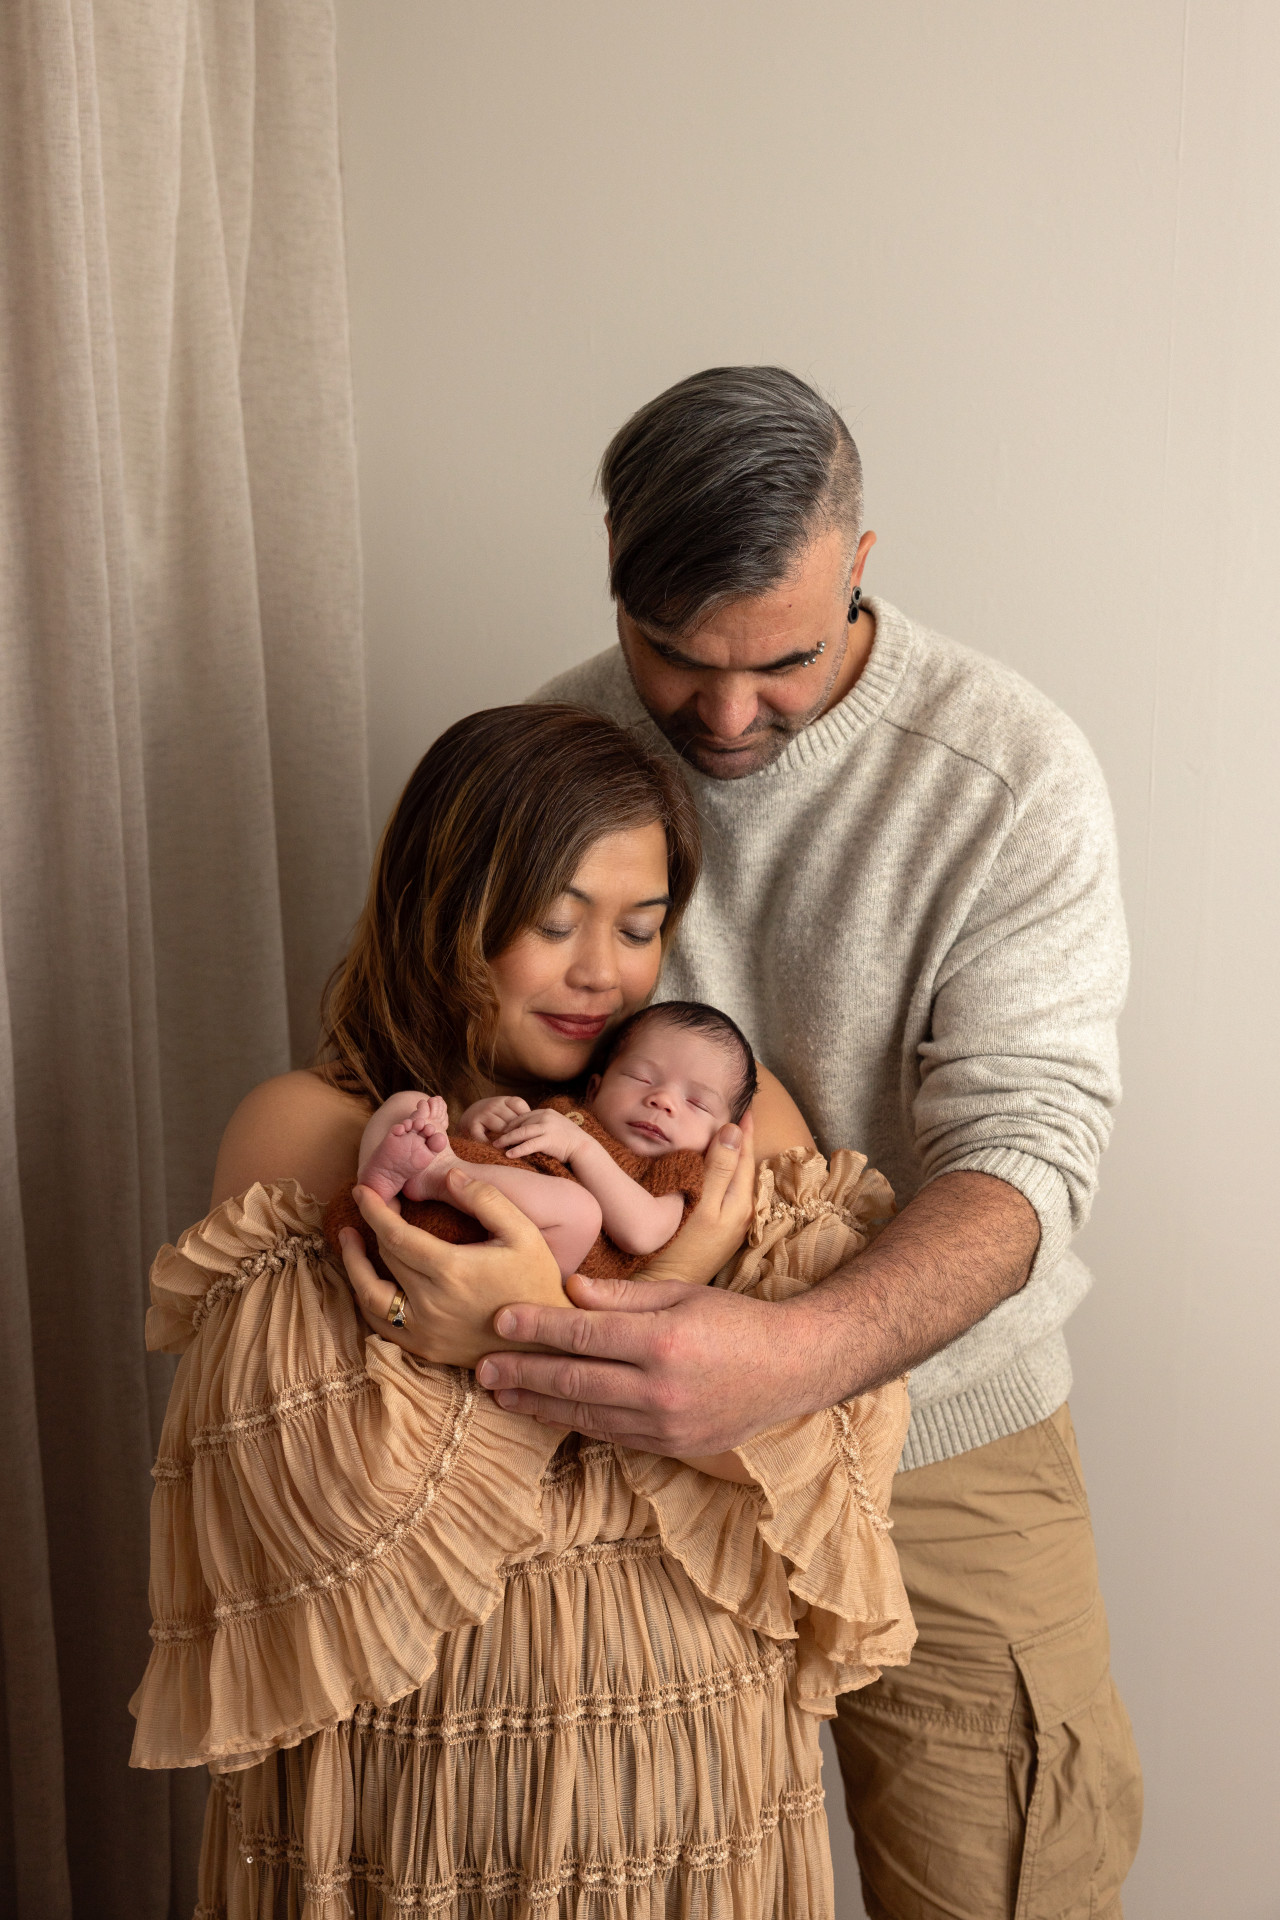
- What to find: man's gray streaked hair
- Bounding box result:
[598,366,863,638]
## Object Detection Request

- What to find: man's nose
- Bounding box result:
[693,679,760,740]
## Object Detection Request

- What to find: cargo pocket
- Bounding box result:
[1012,1596,1141,1920]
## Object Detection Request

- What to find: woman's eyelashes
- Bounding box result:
[534,921,659,946]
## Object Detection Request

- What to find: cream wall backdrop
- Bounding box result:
[334,5,1279,1915]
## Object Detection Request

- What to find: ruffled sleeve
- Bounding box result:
[130,1182,565,1772]
[614,1148,915,1714]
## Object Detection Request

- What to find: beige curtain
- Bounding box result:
[0,2,370,1912]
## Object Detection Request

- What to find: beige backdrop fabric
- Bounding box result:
[0,2,369,1914]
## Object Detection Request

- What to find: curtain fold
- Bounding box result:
[0,3,370,1912]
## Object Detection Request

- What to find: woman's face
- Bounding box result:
[488,821,671,1092]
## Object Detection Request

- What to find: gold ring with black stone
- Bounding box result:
[387,1287,408,1328]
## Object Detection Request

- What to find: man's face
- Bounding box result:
[615,524,876,780]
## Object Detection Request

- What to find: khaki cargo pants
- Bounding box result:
[831,1405,1142,1919]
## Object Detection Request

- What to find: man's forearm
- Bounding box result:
[475,1168,1043,1457]
[792,1170,1040,1407]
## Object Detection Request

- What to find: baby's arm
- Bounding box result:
[456,1094,531,1142]
[495,1110,685,1257]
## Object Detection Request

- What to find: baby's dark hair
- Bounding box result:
[594,1000,758,1123]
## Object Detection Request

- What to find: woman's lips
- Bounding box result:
[535,1012,610,1041]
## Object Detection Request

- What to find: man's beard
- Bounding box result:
[647,705,809,778]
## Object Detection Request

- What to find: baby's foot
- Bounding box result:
[359,1097,453,1203]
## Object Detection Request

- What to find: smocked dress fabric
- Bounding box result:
[130,1150,914,1919]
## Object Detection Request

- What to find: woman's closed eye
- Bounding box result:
[619,924,660,946]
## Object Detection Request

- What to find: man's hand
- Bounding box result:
[477,1274,825,1454]
[476,1170,1041,1455]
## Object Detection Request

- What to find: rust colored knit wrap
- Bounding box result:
[323,1092,706,1281]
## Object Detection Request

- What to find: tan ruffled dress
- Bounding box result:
[130,1150,915,1920]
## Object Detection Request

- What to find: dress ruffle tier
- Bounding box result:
[132,1159,913,1919]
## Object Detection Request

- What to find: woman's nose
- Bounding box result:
[564,931,619,992]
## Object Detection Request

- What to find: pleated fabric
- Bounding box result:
[131,1155,913,1918]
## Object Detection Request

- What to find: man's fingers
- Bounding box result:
[483,1388,660,1438]
[486,1292,684,1358]
[477,1328,671,1405]
[476,1348,652,1414]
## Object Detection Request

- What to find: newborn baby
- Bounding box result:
[351,1001,757,1279]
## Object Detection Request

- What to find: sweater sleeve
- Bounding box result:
[913,718,1128,1284]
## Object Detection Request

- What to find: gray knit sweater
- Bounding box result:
[537,598,1128,1470]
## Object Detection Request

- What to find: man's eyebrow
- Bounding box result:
[564,886,670,908]
[639,632,818,674]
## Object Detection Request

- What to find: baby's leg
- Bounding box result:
[456,1163,603,1278]
[358,1092,450,1203]
[364,1105,602,1275]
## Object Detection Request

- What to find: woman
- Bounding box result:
[131,705,913,1919]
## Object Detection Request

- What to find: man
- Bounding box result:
[479,366,1142,1917]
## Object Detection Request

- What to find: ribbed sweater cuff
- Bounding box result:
[898,1334,1073,1472]
[926,1146,1073,1285]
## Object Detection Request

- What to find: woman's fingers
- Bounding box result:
[437,1166,550,1251]
[722,1108,756,1216]
[699,1114,752,1208]
[338,1227,408,1340]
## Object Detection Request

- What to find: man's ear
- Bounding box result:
[604,513,615,566]
[850,528,877,588]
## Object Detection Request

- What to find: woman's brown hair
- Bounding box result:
[317,704,701,1110]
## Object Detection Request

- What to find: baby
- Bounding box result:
[354,1001,757,1278]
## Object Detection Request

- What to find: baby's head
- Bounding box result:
[585,1002,757,1158]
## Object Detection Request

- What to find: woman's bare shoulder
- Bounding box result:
[750,1064,817,1159]
[210,1068,374,1209]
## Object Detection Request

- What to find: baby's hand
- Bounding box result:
[457,1094,530,1142]
[494,1108,582,1163]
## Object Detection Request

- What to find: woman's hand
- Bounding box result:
[339,1167,568,1367]
[639,1112,756,1287]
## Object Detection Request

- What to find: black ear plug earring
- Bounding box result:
[847,586,862,623]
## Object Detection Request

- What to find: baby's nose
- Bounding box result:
[645,1086,677,1112]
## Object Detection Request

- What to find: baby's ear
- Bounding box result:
[584,1074,601,1101]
